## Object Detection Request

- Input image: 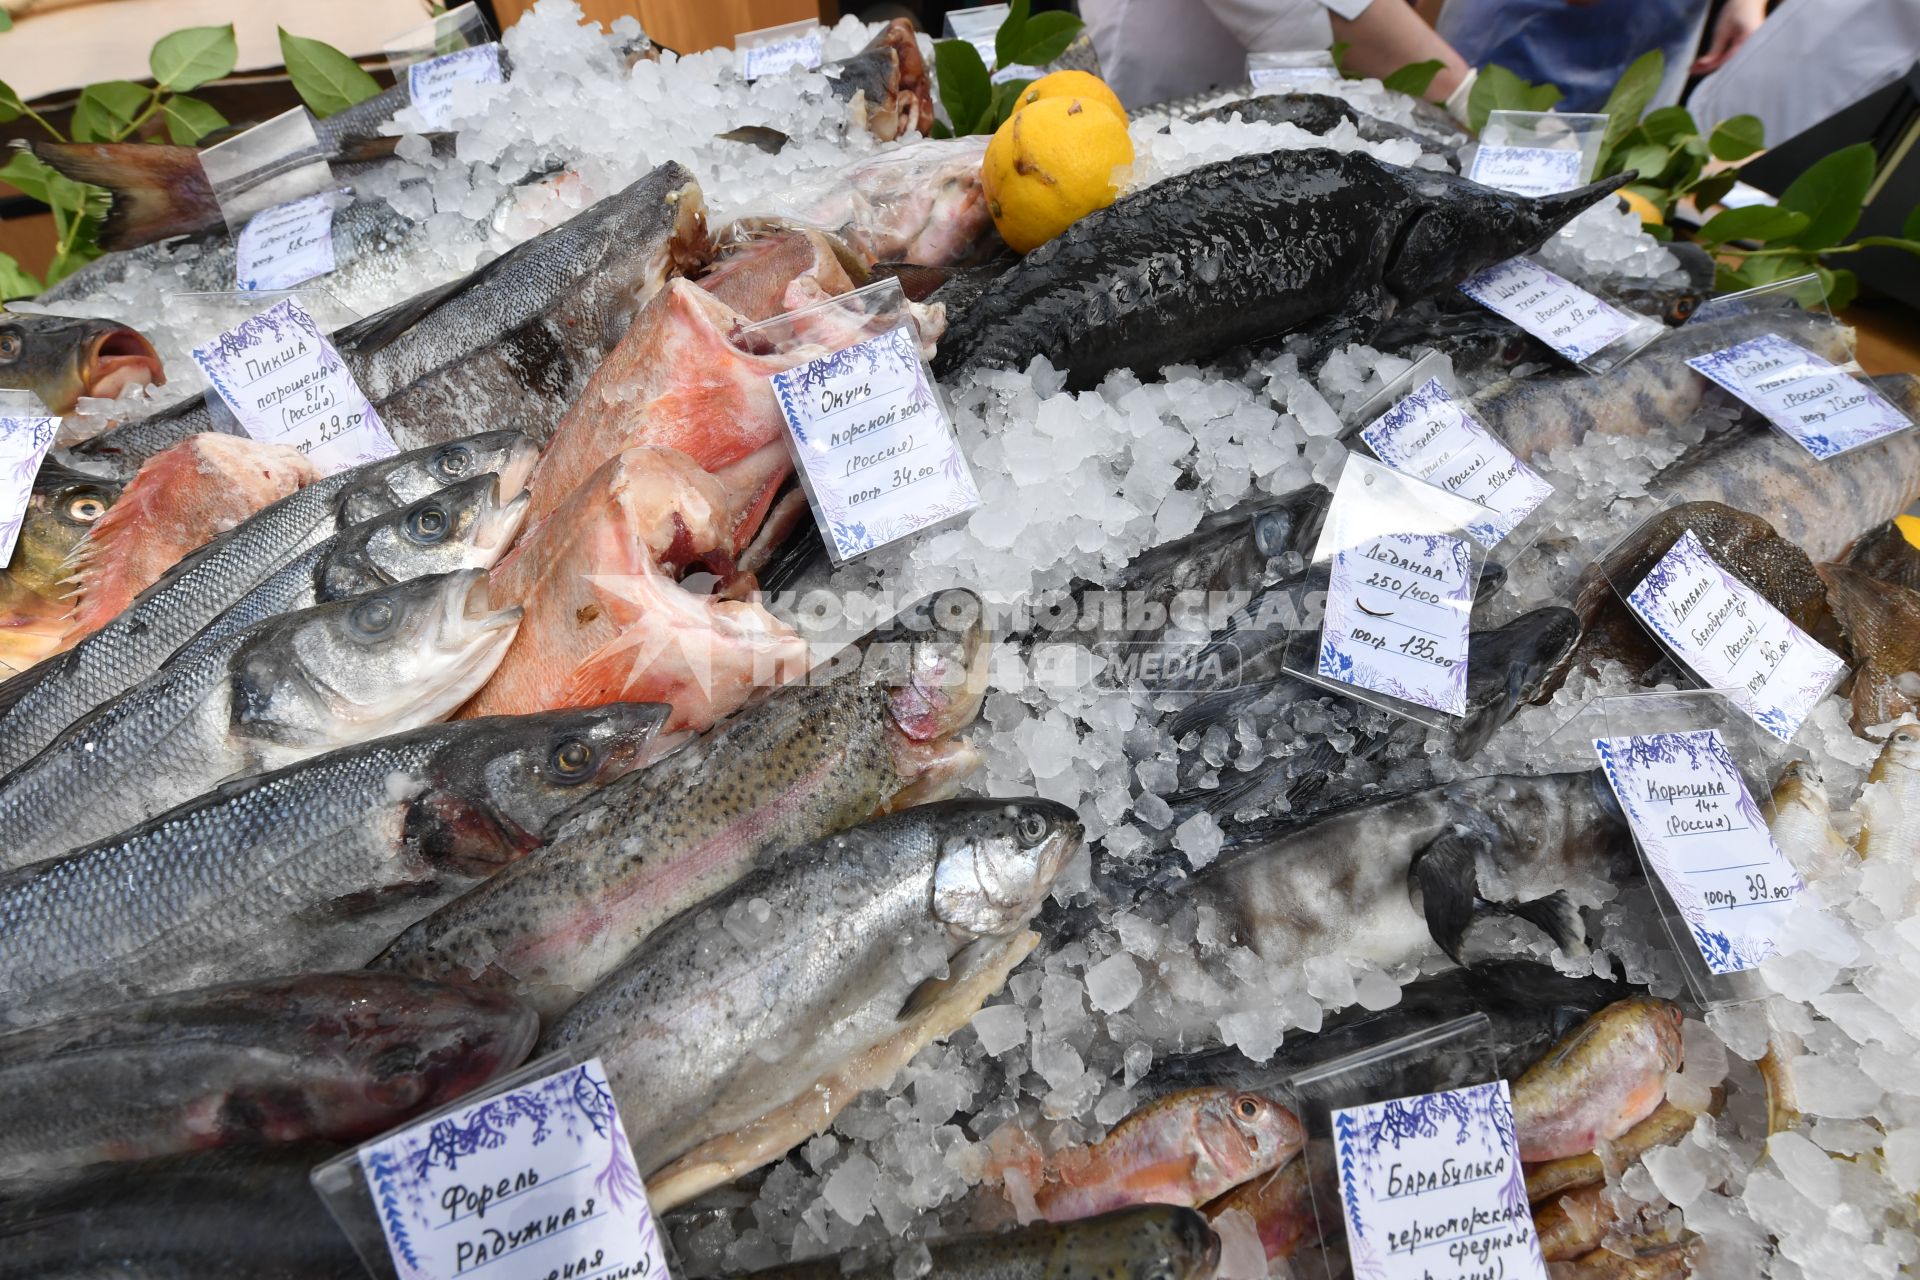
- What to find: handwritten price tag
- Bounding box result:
[407,43,505,130]
[357,1058,668,1280]
[1359,376,1552,547]
[190,298,397,476]
[0,414,59,567]
[1687,333,1913,461]
[1320,530,1473,716]
[1625,530,1845,742]
[770,324,979,563]
[1330,1080,1548,1280]
[738,26,824,79]
[1468,144,1585,198]
[235,192,338,291]
[1594,729,1803,974]
[1458,257,1636,364]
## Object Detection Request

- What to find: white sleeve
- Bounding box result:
[1199,0,1341,49]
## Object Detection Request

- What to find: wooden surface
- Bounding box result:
[492,0,830,53]
[1847,296,1920,377]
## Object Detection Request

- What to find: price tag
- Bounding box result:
[1686,333,1913,461]
[1593,729,1803,974]
[1319,529,1473,715]
[0,414,59,567]
[1330,1079,1547,1280]
[738,25,824,79]
[945,3,1005,65]
[770,323,980,563]
[1359,376,1551,547]
[407,42,505,130]
[1457,257,1637,364]
[1467,144,1584,198]
[1624,529,1845,742]
[235,192,338,292]
[357,1058,669,1280]
[190,298,398,476]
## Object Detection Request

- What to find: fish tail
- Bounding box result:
[26,141,222,251]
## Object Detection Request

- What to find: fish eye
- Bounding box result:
[66,494,107,522]
[0,332,19,362]
[551,738,594,780]
[405,503,450,543]
[1253,514,1287,558]
[1236,1096,1261,1121]
[351,597,397,638]
[433,444,473,479]
[1016,811,1049,846]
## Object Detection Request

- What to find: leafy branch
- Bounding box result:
[931,0,1084,137]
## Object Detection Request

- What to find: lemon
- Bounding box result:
[1896,514,1920,549]
[1017,70,1126,125]
[1618,188,1665,227]
[983,96,1135,254]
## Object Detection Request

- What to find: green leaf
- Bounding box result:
[1330,40,1352,78]
[1707,114,1764,163]
[0,251,41,302]
[1775,141,1876,251]
[1696,204,1810,245]
[0,78,22,124]
[1619,143,1674,181]
[0,151,84,209]
[1002,10,1081,68]
[1825,267,1858,310]
[70,80,149,142]
[1598,48,1662,154]
[1638,106,1694,145]
[150,24,236,91]
[1641,221,1674,241]
[930,118,952,140]
[1715,262,1753,293]
[984,78,1033,132]
[933,38,991,138]
[1689,171,1739,212]
[279,28,382,118]
[0,10,12,32]
[993,0,1030,71]
[162,93,228,145]
[1903,204,1920,242]
[1465,63,1562,133]
[1381,59,1444,98]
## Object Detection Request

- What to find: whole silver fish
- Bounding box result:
[1180,771,1635,968]
[0,570,521,866]
[372,591,992,1022]
[0,431,536,776]
[0,971,535,1193]
[541,798,1081,1197]
[70,163,712,471]
[0,702,666,1027]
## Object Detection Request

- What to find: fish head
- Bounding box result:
[415,702,672,861]
[231,570,522,747]
[335,432,540,526]
[303,974,539,1124]
[12,461,120,591]
[321,473,532,600]
[1872,717,1920,782]
[931,797,1083,936]
[847,589,991,742]
[0,311,164,413]
[1386,171,1631,300]
[1071,1206,1221,1280]
[1195,1091,1306,1182]
[1455,605,1582,759]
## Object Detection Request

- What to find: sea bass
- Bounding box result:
[0,462,120,677]
[0,702,666,1027]
[0,570,520,866]
[0,971,534,1191]
[933,149,1624,391]
[0,309,163,411]
[1177,772,1636,969]
[541,798,1081,1208]
[71,164,711,472]
[63,432,321,644]
[0,432,535,776]
[374,591,991,1021]
[1511,997,1685,1163]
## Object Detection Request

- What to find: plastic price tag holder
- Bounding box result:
[199,108,341,291]
[314,1050,675,1280]
[1342,350,1560,558]
[1684,325,1910,463]
[1456,256,1665,374]
[1280,452,1489,729]
[944,3,1007,64]
[1688,272,1830,327]
[162,287,363,434]
[1247,49,1340,93]
[1279,1014,1549,1280]
[1589,688,1799,1008]
[0,396,59,568]
[736,19,825,81]
[1467,110,1608,198]
[743,277,979,566]
[383,3,506,133]
[1597,513,1847,745]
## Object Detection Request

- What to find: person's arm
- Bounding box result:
[1328,1,1472,101]
[1692,0,1767,74]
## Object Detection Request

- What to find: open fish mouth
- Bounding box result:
[476,486,533,553]
[459,575,523,633]
[82,326,165,400]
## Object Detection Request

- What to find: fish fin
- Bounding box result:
[1506,891,1588,956]
[715,126,790,154]
[1409,829,1488,964]
[867,261,955,303]
[897,969,958,1019]
[26,141,224,250]
[1295,285,1393,367]
[329,272,481,360]
[1454,660,1527,762]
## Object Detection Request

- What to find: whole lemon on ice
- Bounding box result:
[1017,70,1127,125]
[983,96,1134,254]
[1617,188,1665,226]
